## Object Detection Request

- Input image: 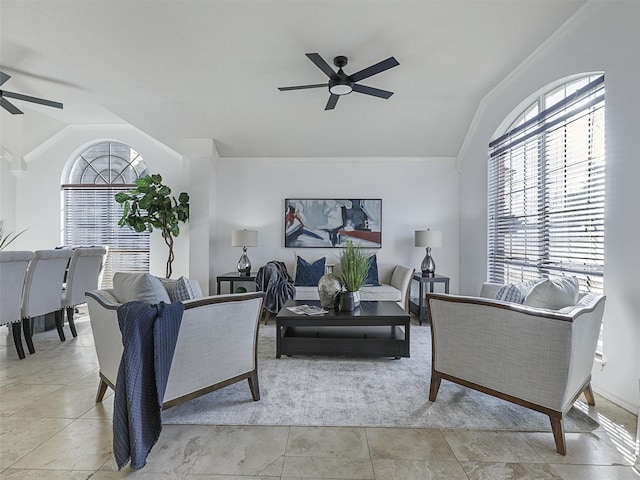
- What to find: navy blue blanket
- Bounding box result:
[113,301,184,470]
[255,261,295,313]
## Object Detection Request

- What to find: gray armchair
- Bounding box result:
[427,283,605,455]
[86,282,265,408]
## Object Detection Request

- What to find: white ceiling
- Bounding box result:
[0,0,586,159]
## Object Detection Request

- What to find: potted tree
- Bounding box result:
[115,174,189,278]
[338,240,372,311]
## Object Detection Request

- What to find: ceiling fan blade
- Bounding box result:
[2,90,63,109]
[352,84,394,99]
[325,94,339,110]
[278,83,327,91]
[1,97,23,114]
[306,53,336,78]
[350,57,399,83]
[0,72,10,87]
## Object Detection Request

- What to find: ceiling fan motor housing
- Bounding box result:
[329,57,353,95]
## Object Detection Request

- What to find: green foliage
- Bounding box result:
[339,240,372,292]
[115,174,189,278]
[0,219,27,251]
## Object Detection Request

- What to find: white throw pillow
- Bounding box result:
[523,277,579,310]
[112,272,171,304]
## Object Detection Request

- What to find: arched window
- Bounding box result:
[62,141,150,287]
[488,74,605,294]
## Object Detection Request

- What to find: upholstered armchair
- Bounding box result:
[86,278,265,408]
[0,251,35,359]
[427,282,605,455]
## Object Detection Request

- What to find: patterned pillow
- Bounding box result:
[494,280,537,304]
[158,276,201,302]
[294,256,326,286]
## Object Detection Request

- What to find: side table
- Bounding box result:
[216,272,257,294]
[411,273,450,324]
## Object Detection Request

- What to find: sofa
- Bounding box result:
[86,272,265,409]
[286,254,414,312]
[427,278,606,455]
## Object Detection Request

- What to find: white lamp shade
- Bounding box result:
[231,229,258,247]
[415,229,443,248]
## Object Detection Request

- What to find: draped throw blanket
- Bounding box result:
[113,301,184,470]
[255,261,295,313]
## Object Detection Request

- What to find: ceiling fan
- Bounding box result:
[278,53,399,110]
[0,71,63,115]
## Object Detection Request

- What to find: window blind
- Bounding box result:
[62,185,150,288]
[488,75,605,294]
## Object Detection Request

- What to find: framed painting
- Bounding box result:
[284,198,382,248]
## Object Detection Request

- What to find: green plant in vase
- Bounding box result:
[339,240,372,310]
[115,174,189,278]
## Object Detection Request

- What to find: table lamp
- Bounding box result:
[231,229,258,276]
[415,229,443,277]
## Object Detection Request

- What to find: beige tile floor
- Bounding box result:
[0,311,637,480]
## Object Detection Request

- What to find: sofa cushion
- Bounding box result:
[363,254,381,286]
[158,276,201,302]
[294,256,326,286]
[112,272,171,304]
[523,277,579,310]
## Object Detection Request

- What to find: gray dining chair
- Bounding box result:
[61,246,107,338]
[0,250,35,359]
[21,249,73,353]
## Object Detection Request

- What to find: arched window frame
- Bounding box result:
[61,141,150,287]
[487,73,605,355]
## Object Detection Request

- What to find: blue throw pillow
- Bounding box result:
[294,256,326,286]
[363,254,381,286]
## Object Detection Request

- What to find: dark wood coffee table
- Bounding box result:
[275,300,410,358]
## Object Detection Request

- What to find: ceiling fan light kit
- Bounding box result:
[278,53,399,110]
[0,71,64,115]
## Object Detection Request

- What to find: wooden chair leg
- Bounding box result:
[96,378,109,402]
[54,310,66,341]
[11,323,26,359]
[583,382,596,406]
[428,371,442,402]
[22,318,35,354]
[550,415,567,455]
[66,307,77,337]
[248,371,260,401]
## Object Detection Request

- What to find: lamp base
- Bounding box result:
[237,247,251,276]
[421,247,436,277]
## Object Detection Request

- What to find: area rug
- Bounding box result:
[162,322,599,432]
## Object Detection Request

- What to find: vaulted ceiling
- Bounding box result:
[0,0,586,159]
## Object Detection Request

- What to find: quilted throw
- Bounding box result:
[113,301,184,470]
[255,261,295,313]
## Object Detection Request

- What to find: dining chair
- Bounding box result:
[0,251,35,359]
[61,246,107,338]
[21,249,73,353]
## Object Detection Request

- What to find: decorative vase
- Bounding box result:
[339,290,360,312]
[318,264,342,309]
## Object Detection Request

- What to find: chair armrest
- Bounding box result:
[389,265,415,312]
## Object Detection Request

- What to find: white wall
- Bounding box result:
[213,157,460,292]
[458,0,640,411]
[11,124,190,279]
